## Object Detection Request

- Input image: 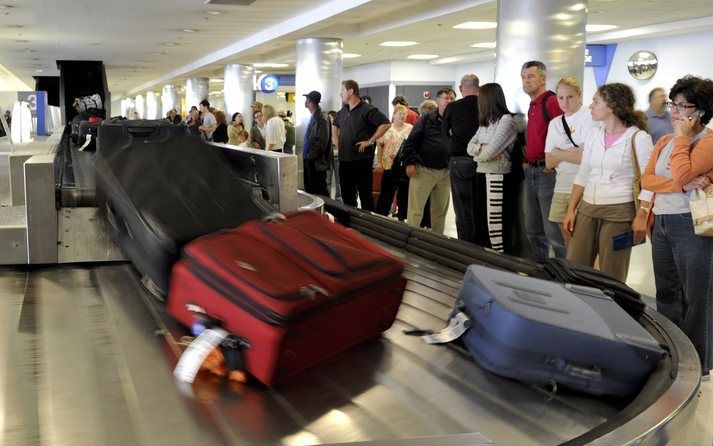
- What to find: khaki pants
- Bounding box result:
[407,166,451,234]
[567,201,636,282]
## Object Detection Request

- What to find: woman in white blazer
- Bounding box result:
[562,83,654,282]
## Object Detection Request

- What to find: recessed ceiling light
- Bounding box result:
[586,24,618,32]
[151,52,166,55]
[209,78,223,83]
[165,42,178,46]
[24,49,34,53]
[379,41,418,47]
[182,29,198,33]
[470,41,497,48]
[342,53,362,59]
[253,63,289,68]
[35,69,44,72]
[453,21,497,30]
[205,10,221,15]
[407,54,439,60]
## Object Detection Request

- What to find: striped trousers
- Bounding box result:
[484,173,505,253]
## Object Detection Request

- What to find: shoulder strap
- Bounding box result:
[631,130,642,179]
[561,114,579,147]
[541,91,555,123]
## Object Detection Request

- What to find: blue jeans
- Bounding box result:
[326,151,342,201]
[524,165,566,262]
[653,213,713,373]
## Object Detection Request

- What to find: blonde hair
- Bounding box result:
[262,104,276,120]
[556,76,582,96]
[393,104,408,116]
[418,100,437,116]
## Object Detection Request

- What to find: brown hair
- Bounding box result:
[477,83,511,127]
[214,110,227,125]
[342,79,360,97]
[597,83,648,131]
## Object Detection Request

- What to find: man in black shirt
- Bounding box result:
[403,88,456,234]
[333,80,391,211]
[443,73,488,245]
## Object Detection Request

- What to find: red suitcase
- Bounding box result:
[167,211,406,386]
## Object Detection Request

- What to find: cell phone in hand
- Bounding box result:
[689,110,705,121]
[612,231,646,252]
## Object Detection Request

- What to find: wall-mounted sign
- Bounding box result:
[258,74,280,94]
[585,45,607,67]
[17,91,48,136]
[627,51,658,80]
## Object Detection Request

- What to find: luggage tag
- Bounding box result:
[421,311,471,344]
[174,327,229,384]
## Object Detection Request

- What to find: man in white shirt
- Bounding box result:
[198,100,217,140]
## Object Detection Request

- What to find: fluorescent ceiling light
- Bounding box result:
[35,69,44,72]
[470,42,496,48]
[407,54,439,60]
[209,78,224,83]
[205,10,221,15]
[586,24,618,32]
[342,53,362,59]
[380,41,418,47]
[165,42,178,46]
[182,29,198,33]
[453,21,497,30]
[253,63,289,68]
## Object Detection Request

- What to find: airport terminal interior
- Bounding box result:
[1,0,713,445]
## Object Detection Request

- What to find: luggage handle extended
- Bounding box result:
[127,127,156,138]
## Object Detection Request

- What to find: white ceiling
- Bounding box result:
[1,0,713,97]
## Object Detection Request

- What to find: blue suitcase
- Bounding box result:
[454,265,666,396]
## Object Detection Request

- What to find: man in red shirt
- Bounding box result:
[521,60,566,263]
[392,95,420,125]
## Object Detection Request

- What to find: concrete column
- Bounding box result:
[224,64,255,132]
[134,95,145,119]
[161,84,180,117]
[494,0,587,113]
[295,37,343,164]
[185,77,209,111]
[145,91,161,119]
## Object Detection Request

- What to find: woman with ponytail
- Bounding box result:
[562,83,654,281]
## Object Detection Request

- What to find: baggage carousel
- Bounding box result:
[0,132,702,445]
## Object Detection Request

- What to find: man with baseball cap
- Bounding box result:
[302,90,331,196]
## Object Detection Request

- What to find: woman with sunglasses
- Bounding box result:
[641,75,713,381]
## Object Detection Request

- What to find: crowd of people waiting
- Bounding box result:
[306,65,713,381]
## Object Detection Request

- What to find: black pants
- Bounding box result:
[304,160,328,196]
[450,156,489,246]
[339,157,375,211]
[376,169,408,219]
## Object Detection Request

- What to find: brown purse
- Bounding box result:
[630,130,643,209]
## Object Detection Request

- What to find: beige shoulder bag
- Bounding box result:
[630,130,643,209]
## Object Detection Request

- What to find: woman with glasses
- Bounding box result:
[641,75,713,381]
[562,83,654,282]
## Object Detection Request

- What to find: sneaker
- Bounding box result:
[703,371,710,382]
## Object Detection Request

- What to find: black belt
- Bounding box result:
[527,159,547,167]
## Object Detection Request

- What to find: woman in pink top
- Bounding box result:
[375,104,413,217]
[562,83,654,282]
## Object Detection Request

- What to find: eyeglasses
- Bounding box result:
[667,101,697,111]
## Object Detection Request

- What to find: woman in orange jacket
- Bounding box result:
[641,75,713,381]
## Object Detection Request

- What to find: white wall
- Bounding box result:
[453,60,496,98]
[0,92,18,115]
[584,31,713,110]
